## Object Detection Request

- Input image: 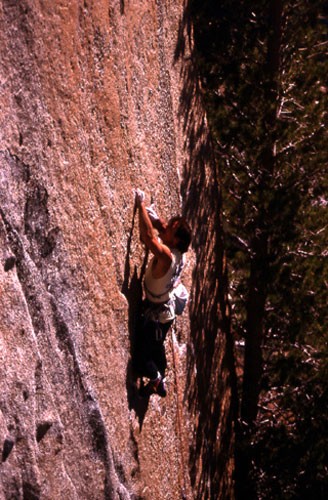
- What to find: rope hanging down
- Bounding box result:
[169,322,188,499]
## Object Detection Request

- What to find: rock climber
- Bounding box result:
[134,189,191,397]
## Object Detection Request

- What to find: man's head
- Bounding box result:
[159,216,192,253]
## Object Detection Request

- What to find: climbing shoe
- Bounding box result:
[139,375,167,398]
[148,375,167,398]
[156,378,167,398]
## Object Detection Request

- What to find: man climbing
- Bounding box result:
[134,189,191,397]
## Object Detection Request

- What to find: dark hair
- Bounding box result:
[170,216,192,253]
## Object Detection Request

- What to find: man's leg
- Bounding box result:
[152,320,173,378]
[133,319,160,379]
[147,320,174,397]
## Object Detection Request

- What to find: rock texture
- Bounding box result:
[0,1,234,499]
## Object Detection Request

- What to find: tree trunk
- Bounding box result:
[241,245,267,425]
[240,0,283,427]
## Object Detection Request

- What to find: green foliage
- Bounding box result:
[256,341,328,499]
[190,0,328,497]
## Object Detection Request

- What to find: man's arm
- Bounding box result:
[139,202,155,244]
[136,191,172,265]
[146,205,167,232]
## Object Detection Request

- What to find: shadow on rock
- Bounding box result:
[121,206,150,430]
[174,4,238,498]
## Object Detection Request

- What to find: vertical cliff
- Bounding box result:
[0,1,234,498]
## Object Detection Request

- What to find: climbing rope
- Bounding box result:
[169,322,188,500]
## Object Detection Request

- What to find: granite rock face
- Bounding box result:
[0,1,234,499]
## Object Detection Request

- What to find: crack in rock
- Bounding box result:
[0,206,131,498]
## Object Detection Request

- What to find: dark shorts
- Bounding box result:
[133,301,174,379]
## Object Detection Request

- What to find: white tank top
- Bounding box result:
[144,249,183,303]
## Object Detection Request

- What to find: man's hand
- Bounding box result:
[135,188,145,207]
